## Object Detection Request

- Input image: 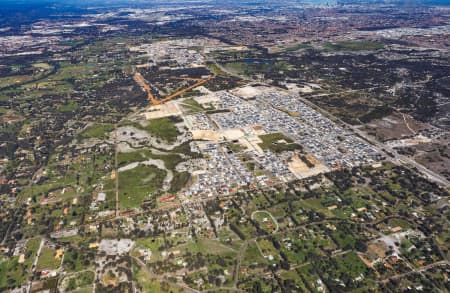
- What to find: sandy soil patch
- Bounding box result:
[195,86,212,95]
[367,242,388,260]
[252,125,267,135]
[298,85,314,93]
[241,136,264,154]
[288,155,310,172]
[143,100,183,119]
[231,85,261,99]
[192,130,223,141]
[364,112,427,142]
[194,94,220,106]
[386,134,432,148]
[221,128,245,140]
[227,45,249,51]
[288,153,329,179]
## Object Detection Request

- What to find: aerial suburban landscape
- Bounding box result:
[0,0,449,292]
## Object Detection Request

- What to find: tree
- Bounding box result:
[280,259,290,270]
[252,281,263,293]
[355,239,368,252]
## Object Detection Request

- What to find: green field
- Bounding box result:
[223,60,290,77]
[297,264,323,293]
[116,165,167,209]
[142,117,181,143]
[53,62,97,81]
[184,238,236,255]
[169,171,190,193]
[280,270,309,292]
[134,265,182,293]
[180,98,204,113]
[118,149,153,166]
[323,40,384,51]
[0,75,34,88]
[257,239,280,263]
[63,249,93,272]
[57,100,79,113]
[258,133,302,153]
[24,237,41,267]
[0,106,9,114]
[118,150,184,171]
[79,123,114,140]
[243,241,267,267]
[335,251,368,276]
[0,257,25,289]
[37,248,60,271]
[0,63,54,89]
[0,237,43,289]
[135,237,166,261]
[252,211,277,233]
[387,218,413,231]
[117,145,192,193]
[63,271,95,291]
[206,63,228,76]
[284,43,311,52]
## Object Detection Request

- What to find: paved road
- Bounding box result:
[233,240,248,289]
[26,237,45,293]
[286,87,450,188]
[349,124,450,187]
[381,260,449,283]
[114,126,119,217]
[284,91,450,187]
